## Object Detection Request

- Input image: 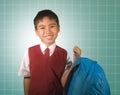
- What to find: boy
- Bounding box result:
[18,9,71,95]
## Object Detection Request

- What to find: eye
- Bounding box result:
[40,27,45,29]
[50,25,56,28]
[38,27,45,30]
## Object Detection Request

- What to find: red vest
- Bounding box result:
[28,45,67,95]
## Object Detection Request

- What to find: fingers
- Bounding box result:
[73,46,81,56]
[73,46,81,61]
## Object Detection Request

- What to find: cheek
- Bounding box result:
[37,31,44,36]
[36,32,42,38]
[54,30,59,35]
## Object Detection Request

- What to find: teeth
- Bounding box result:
[46,36,52,39]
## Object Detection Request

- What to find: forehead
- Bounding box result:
[38,17,57,25]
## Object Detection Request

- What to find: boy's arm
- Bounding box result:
[18,49,30,95]
[61,46,81,87]
[24,77,30,95]
[61,56,72,87]
[61,68,71,87]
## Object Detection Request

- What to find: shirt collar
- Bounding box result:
[40,41,56,56]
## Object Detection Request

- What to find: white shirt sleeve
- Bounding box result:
[65,52,72,70]
[18,49,30,77]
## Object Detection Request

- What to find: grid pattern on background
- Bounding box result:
[0,0,120,95]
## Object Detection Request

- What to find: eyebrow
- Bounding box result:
[38,23,57,27]
[38,25,45,28]
[49,23,57,26]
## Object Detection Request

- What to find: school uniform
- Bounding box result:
[18,41,71,95]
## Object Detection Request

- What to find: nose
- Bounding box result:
[45,27,51,34]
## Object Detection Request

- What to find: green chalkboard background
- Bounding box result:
[0,0,120,95]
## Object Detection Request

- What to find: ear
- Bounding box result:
[58,25,60,33]
[35,29,38,36]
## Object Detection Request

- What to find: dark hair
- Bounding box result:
[34,9,59,29]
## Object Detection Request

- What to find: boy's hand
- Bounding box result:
[73,46,81,62]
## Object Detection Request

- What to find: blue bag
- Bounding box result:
[64,57,111,95]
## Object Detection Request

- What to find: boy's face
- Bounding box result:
[35,17,60,47]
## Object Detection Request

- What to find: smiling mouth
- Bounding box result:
[45,35,53,39]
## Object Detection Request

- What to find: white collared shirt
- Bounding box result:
[18,41,71,77]
[40,41,56,56]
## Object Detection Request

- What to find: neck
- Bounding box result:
[45,42,55,47]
